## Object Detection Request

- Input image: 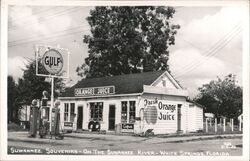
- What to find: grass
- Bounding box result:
[8,122,28,132]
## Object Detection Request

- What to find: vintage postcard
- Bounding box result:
[0,0,249,161]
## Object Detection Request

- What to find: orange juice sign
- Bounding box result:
[144,98,176,124]
[75,86,115,96]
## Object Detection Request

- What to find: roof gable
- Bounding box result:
[60,70,181,97]
[151,72,182,89]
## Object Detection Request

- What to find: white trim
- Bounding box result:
[75,85,115,90]
[121,100,136,124]
[58,93,142,100]
[143,85,188,97]
[150,71,182,89]
[165,72,183,89]
[64,103,69,122]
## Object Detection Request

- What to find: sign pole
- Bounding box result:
[34,45,70,136]
[223,118,226,132]
[49,76,54,133]
[231,119,234,132]
[215,118,217,133]
[239,117,242,131]
[205,118,208,133]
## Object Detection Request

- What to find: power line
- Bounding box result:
[8,29,90,47]
[178,37,206,51]
[174,26,242,78]
[175,27,241,78]
[9,7,55,23]
[9,7,81,31]
[173,24,241,75]
[9,24,90,44]
[9,6,79,26]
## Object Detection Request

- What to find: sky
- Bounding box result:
[7,4,245,98]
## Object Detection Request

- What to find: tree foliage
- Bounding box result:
[195,74,242,120]
[14,59,65,106]
[77,6,180,78]
[8,59,65,122]
[8,76,19,122]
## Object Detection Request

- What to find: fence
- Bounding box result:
[203,118,242,134]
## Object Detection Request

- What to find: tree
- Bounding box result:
[16,59,65,106]
[195,74,242,120]
[8,76,18,122]
[77,6,180,78]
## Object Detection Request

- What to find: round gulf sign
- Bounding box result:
[42,49,63,75]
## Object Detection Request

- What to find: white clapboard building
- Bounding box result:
[58,70,204,134]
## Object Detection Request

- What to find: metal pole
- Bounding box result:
[206,118,208,133]
[239,117,242,131]
[215,118,217,133]
[49,76,54,133]
[223,118,226,132]
[231,119,234,132]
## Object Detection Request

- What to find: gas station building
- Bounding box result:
[58,70,204,135]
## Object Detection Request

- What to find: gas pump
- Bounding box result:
[39,91,50,138]
[51,100,64,140]
[29,99,39,137]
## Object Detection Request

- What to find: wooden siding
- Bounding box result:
[59,96,138,131]
[195,106,204,130]
[152,73,177,89]
[138,94,186,135]
[186,104,204,132]
[187,105,196,132]
[143,85,188,97]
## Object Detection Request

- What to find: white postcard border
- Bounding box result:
[1,0,249,161]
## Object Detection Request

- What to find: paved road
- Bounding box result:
[8,132,242,156]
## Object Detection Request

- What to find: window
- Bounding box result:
[70,103,75,122]
[129,101,136,123]
[64,103,69,121]
[162,80,166,87]
[90,102,103,121]
[121,101,128,123]
[189,104,194,108]
[121,101,136,123]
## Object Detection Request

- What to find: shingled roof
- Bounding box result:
[60,70,166,97]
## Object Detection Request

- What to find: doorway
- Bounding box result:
[77,106,83,129]
[108,105,116,130]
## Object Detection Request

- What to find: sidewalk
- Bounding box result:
[64,132,242,143]
[8,131,242,146]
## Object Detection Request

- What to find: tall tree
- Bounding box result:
[195,74,242,120]
[8,76,18,122]
[77,6,180,78]
[16,59,65,106]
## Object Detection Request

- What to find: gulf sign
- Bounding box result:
[42,49,63,75]
[75,86,115,97]
[143,98,176,124]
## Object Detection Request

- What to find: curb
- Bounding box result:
[160,134,242,143]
